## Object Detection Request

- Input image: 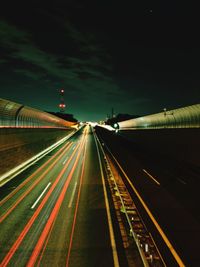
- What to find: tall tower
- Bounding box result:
[59,88,66,113]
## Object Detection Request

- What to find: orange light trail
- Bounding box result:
[0,142,70,207]
[0,135,84,267]
[27,132,87,266]
[37,128,87,266]
[35,214,56,267]
[66,131,87,267]
[0,142,72,223]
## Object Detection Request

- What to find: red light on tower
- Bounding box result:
[59,88,66,113]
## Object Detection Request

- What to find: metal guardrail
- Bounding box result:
[95,134,166,267]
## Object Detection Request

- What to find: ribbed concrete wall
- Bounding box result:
[0,98,76,128]
[118,104,200,129]
[0,128,74,176]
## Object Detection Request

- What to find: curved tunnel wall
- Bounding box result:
[0,98,78,177]
[0,98,76,128]
[118,104,200,130]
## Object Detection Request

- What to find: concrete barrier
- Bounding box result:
[0,128,74,178]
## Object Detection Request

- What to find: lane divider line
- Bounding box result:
[27,131,87,267]
[66,128,88,267]
[68,182,78,208]
[104,143,185,267]
[0,143,73,223]
[31,183,51,210]
[142,169,160,185]
[63,156,69,165]
[36,132,87,266]
[177,178,187,185]
[0,132,75,187]
[0,142,69,206]
[93,131,120,267]
[0,137,84,267]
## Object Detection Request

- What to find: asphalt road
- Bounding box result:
[0,126,128,267]
[95,126,200,267]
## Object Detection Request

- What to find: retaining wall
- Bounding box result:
[0,128,74,176]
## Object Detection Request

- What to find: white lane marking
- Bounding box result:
[177,178,187,185]
[94,133,120,267]
[63,156,69,165]
[111,154,185,266]
[0,134,74,187]
[143,169,160,185]
[31,182,51,209]
[68,182,78,208]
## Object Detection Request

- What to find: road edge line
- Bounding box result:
[93,131,120,267]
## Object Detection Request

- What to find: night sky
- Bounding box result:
[0,2,200,121]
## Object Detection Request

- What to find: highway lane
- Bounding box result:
[34,126,117,267]
[0,126,128,267]
[95,126,200,267]
[0,128,85,265]
[0,129,83,201]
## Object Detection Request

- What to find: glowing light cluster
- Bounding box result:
[59,103,66,108]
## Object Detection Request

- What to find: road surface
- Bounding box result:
[95,126,200,267]
[0,126,129,267]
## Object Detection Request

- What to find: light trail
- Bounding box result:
[37,130,87,267]
[0,137,84,267]
[65,132,87,267]
[0,143,73,223]
[0,141,69,206]
[0,134,73,187]
[27,129,87,267]
[36,214,56,267]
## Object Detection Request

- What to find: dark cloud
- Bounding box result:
[0,4,199,121]
[0,16,121,120]
[14,69,45,80]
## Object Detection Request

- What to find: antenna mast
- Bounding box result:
[59,88,66,113]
